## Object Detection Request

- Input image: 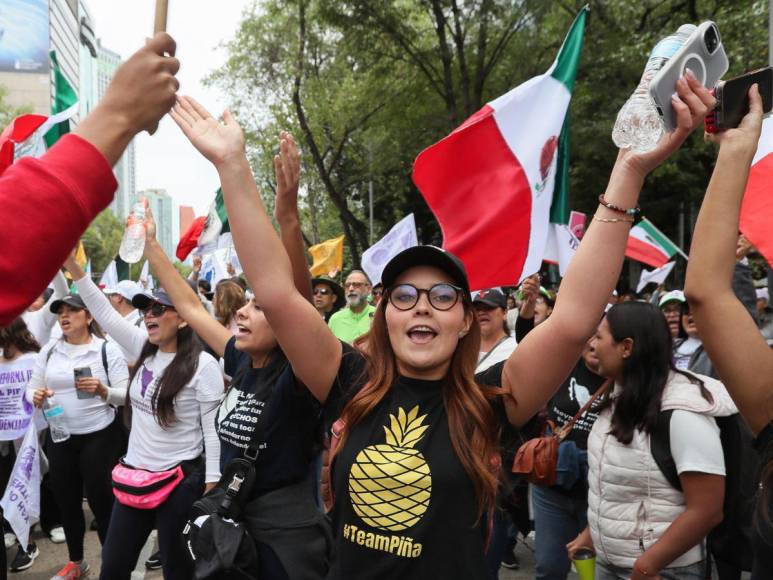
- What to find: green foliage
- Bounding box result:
[81,209,123,276]
[0,84,32,129]
[211,0,768,275]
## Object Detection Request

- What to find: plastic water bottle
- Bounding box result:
[119,200,147,263]
[612,24,696,153]
[43,396,70,443]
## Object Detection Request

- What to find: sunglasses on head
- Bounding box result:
[140,302,174,317]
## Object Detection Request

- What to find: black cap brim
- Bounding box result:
[49,295,87,313]
[132,291,174,310]
[473,297,504,309]
[381,246,469,294]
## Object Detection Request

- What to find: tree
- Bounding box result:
[81,209,123,276]
[211,0,768,275]
[0,84,32,129]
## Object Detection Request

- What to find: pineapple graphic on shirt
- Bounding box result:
[348,405,432,532]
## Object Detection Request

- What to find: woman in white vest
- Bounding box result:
[568,301,736,580]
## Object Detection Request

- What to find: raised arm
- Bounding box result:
[684,85,772,434]
[142,207,232,358]
[0,34,180,325]
[171,97,341,402]
[63,254,147,361]
[503,73,716,426]
[274,133,313,304]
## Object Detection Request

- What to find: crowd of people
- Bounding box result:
[0,31,770,580]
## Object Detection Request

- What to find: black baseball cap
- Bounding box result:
[381,246,470,294]
[50,293,87,313]
[312,277,345,309]
[473,288,506,309]
[132,289,175,310]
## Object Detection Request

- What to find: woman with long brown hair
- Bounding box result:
[171,70,714,578]
[213,279,246,334]
[685,85,773,578]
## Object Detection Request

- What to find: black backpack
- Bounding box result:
[651,411,761,573]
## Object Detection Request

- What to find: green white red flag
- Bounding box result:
[625,217,685,268]
[412,7,587,290]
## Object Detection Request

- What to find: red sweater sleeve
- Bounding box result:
[0,134,117,325]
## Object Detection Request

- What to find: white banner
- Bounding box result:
[139,260,154,290]
[362,214,418,286]
[544,223,580,276]
[99,260,118,289]
[0,423,40,550]
[637,261,676,293]
[0,359,35,441]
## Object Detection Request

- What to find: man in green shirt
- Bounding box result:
[328,270,376,343]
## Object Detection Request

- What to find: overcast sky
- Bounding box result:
[88,0,254,215]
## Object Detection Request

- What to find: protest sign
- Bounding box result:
[0,423,40,550]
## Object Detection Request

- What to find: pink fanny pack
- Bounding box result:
[111,460,185,509]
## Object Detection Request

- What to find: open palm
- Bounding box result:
[171,96,245,166]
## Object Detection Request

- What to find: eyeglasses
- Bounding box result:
[372,289,383,298]
[388,283,463,311]
[345,281,368,289]
[141,303,174,317]
[313,288,332,296]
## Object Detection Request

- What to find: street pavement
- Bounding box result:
[3,505,568,579]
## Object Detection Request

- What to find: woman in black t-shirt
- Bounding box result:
[143,132,331,580]
[170,79,714,579]
[685,86,773,579]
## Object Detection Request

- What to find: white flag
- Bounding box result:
[362,214,418,286]
[543,224,580,276]
[230,249,243,276]
[637,261,676,293]
[0,424,40,550]
[99,260,119,289]
[139,261,154,290]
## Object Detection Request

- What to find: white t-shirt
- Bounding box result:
[670,409,725,476]
[476,336,517,373]
[124,351,224,482]
[27,338,129,435]
[673,337,702,371]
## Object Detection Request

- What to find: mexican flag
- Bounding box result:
[175,188,229,261]
[412,6,587,290]
[625,217,685,268]
[0,51,78,176]
[740,117,773,264]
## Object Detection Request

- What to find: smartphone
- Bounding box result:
[649,21,729,131]
[706,67,773,132]
[73,367,95,399]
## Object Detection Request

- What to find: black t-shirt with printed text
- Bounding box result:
[546,360,605,450]
[217,337,322,497]
[327,343,509,580]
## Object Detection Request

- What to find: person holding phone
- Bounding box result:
[685,84,773,579]
[26,293,128,579]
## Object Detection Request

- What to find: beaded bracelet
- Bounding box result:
[594,216,634,224]
[598,194,641,217]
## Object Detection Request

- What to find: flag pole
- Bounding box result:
[154,0,169,34]
[642,217,689,260]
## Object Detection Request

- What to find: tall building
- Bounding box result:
[136,189,177,259]
[98,41,136,219]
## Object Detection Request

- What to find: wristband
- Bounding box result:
[598,194,641,217]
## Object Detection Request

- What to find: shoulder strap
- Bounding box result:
[477,336,510,370]
[557,378,612,440]
[101,340,111,387]
[650,409,682,491]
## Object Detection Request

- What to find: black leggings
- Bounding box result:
[46,416,125,562]
[99,466,204,580]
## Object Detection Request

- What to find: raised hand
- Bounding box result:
[620,71,717,178]
[143,204,158,243]
[706,83,764,154]
[171,96,245,167]
[274,132,302,222]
